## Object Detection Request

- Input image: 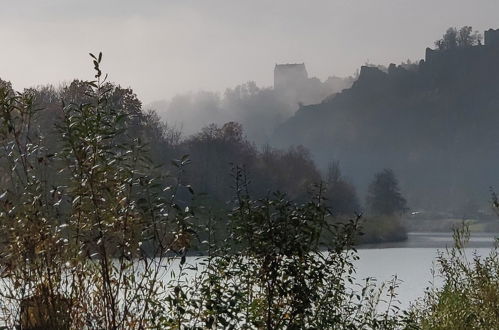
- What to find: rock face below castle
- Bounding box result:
[273,63,353,107]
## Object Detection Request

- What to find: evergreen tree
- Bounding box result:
[366,169,407,215]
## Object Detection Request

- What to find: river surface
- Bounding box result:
[1,232,495,326]
[354,232,497,309]
[176,232,496,310]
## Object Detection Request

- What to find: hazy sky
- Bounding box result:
[1,0,498,103]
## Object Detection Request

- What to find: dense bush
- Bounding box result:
[358,215,408,245]
[0,54,195,328]
[406,225,499,329]
[187,173,404,329]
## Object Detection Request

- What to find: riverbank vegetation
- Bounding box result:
[0,55,497,328]
[407,225,499,329]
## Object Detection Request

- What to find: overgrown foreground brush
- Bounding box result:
[405,224,499,330]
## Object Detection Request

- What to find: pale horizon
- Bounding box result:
[1,0,498,103]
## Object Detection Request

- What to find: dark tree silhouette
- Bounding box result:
[325,161,360,215]
[457,26,482,47]
[183,122,321,202]
[435,26,481,50]
[366,169,408,216]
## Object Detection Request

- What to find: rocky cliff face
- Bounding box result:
[273,43,499,213]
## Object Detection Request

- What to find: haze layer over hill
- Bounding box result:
[274,28,499,214]
[148,68,354,145]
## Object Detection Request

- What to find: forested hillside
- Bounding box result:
[274,27,499,215]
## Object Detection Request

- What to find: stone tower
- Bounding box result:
[274,63,308,90]
[484,28,499,47]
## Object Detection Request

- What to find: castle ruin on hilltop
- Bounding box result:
[425,28,499,63]
[352,27,499,89]
[272,63,354,107]
[274,63,308,90]
[484,28,499,47]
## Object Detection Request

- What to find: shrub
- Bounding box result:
[0,53,194,329]
[358,215,408,244]
[188,171,404,329]
[406,224,499,329]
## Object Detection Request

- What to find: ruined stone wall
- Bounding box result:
[484,28,499,47]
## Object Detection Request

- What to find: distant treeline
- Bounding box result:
[0,75,409,245]
[0,78,358,214]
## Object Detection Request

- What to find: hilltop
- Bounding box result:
[274,27,499,216]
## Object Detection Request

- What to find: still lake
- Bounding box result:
[355,232,497,309]
[178,232,496,310]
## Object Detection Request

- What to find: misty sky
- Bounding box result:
[1,0,498,103]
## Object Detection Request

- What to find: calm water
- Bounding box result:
[355,232,497,309]
[176,232,496,310]
[1,232,494,326]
